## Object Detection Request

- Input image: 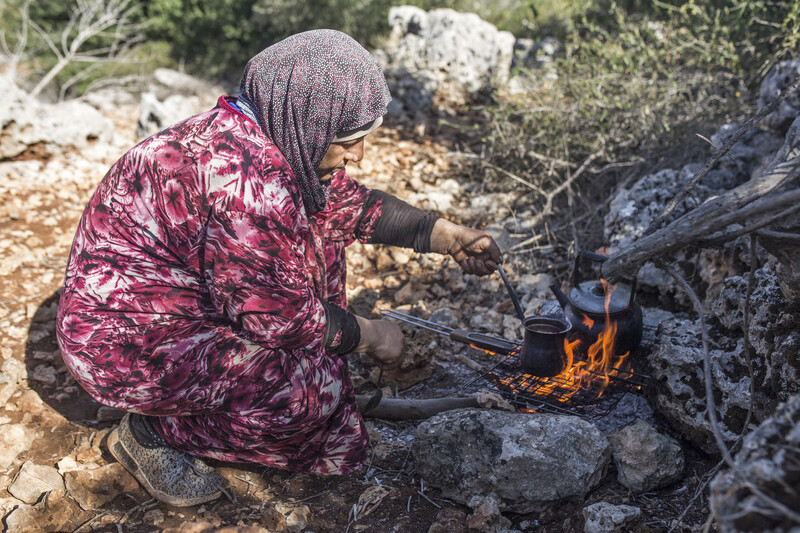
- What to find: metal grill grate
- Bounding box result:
[463,347,650,420]
[381,308,653,421]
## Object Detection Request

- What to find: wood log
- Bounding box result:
[355,395,479,419]
[601,156,800,283]
[602,115,800,283]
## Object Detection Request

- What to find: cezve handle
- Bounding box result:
[449,330,517,355]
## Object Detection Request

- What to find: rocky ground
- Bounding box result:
[0,94,724,533]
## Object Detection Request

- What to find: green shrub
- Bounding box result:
[475,0,800,251]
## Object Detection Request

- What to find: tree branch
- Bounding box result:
[646,71,800,233]
[601,156,800,282]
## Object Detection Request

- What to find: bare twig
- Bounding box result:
[24,0,146,97]
[661,263,735,468]
[737,235,757,444]
[417,490,442,508]
[698,202,800,247]
[667,461,724,533]
[754,229,800,244]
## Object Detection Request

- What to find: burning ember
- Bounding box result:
[491,279,634,405]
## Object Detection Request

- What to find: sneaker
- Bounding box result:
[108,413,228,507]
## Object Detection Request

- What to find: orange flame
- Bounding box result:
[495,278,631,403]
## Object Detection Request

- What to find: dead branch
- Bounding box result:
[698,202,800,247]
[0,0,31,71]
[26,0,146,97]
[755,229,800,244]
[738,235,757,445]
[661,263,735,468]
[447,152,547,195]
[647,75,800,233]
[515,149,603,236]
[355,395,479,419]
[601,155,800,282]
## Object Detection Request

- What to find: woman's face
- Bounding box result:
[316,138,365,181]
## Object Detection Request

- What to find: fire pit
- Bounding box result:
[463,347,649,420]
[382,309,653,421]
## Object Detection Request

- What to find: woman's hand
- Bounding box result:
[429,219,502,276]
[354,316,405,369]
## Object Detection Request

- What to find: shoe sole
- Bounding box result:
[108,428,222,507]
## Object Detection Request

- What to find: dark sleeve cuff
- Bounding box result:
[320,300,361,354]
[368,190,439,253]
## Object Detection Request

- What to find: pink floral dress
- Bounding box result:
[57,96,384,475]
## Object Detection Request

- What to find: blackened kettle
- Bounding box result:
[550,251,642,356]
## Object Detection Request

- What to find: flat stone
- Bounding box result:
[64,463,139,510]
[8,461,65,504]
[262,502,311,533]
[3,492,86,532]
[143,508,165,526]
[56,456,80,474]
[427,507,467,533]
[413,408,611,513]
[607,419,685,493]
[711,393,800,532]
[0,423,37,469]
[582,502,641,533]
[0,358,26,405]
[163,522,269,533]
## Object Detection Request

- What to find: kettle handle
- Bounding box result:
[573,251,638,309]
[572,251,608,288]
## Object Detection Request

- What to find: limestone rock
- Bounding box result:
[137,92,200,140]
[136,68,227,139]
[709,265,800,402]
[0,73,114,160]
[759,58,800,132]
[412,408,611,513]
[427,507,467,533]
[0,424,37,469]
[377,7,515,114]
[428,307,460,329]
[3,492,86,532]
[607,419,684,492]
[8,461,66,504]
[64,463,139,510]
[582,502,641,533]
[648,317,754,454]
[0,358,26,405]
[711,393,800,532]
[465,496,514,532]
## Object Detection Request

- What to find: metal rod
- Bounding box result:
[381,309,519,346]
[380,309,454,335]
[496,263,526,322]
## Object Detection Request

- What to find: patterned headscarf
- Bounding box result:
[240,30,392,215]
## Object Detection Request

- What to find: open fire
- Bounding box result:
[489,279,638,411]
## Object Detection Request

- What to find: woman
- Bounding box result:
[57,30,500,507]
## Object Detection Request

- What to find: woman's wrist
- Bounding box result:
[429,218,458,255]
[354,315,373,353]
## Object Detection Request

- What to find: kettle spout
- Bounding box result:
[549,284,570,309]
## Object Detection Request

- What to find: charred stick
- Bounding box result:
[355,395,479,419]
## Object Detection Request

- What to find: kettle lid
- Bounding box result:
[568,280,634,315]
